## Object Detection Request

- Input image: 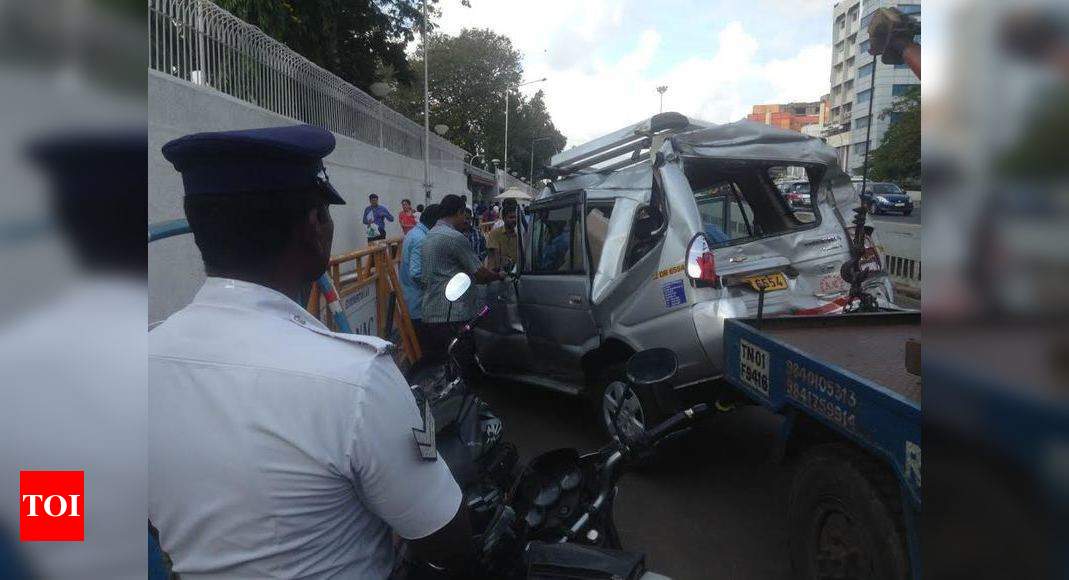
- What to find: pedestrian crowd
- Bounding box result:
[355,191,522,362]
[397,195,522,363]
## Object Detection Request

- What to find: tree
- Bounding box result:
[386,29,567,179]
[865,85,920,188]
[213,0,438,92]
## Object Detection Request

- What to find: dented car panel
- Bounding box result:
[475,117,895,394]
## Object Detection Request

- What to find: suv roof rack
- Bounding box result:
[548,112,705,177]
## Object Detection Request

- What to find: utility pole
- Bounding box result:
[503,91,509,177]
[656,85,668,113]
[529,135,552,184]
[421,0,431,201]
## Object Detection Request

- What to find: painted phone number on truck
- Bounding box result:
[785,360,858,432]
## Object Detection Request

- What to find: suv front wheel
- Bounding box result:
[592,366,667,440]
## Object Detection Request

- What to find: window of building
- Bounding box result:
[853,142,868,155]
[889,112,904,125]
[899,4,921,15]
[855,115,870,130]
[892,84,916,97]
[856,89,872,105]
[857,62,874,79]
[859,39,870,54]
[860,11,875,29]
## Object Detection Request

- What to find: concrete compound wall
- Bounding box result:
[873,221,922,298]
[149,71,468,323]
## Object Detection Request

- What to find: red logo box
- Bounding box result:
[19,471,84,542]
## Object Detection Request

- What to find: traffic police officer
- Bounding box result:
[149,124,471,579]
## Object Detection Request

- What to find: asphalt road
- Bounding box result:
[869,205,921,226]
[473,379,795,580]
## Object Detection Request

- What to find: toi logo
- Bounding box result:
[19,471,84,542]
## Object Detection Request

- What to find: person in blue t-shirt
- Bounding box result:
[400,204,439,332]
[362,193,394,241]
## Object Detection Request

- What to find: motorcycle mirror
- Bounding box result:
[626,348,678,386]
[626,348,681,414]
[444,272,472,302]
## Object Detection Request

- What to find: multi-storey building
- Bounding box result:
[747,101,824,133]
[827,0,921,174]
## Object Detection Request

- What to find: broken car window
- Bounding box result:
[683,159,822,248]
[585,203,614,273]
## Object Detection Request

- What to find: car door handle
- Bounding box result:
[568,295,583,305]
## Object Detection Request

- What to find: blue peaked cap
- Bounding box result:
[162,124,345,204]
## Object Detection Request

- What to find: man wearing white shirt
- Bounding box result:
[150,124,470,579]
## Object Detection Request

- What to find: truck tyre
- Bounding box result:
[591,365,667,441]
[789,443,909,580]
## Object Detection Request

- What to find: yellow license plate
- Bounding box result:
[745,273,788,292]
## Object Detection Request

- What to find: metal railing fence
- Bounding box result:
[148,0,465,173]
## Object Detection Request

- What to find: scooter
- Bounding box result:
[401,274,707,579]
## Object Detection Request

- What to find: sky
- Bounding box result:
[435,0,836,149]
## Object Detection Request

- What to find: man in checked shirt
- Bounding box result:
[420,194,504,364]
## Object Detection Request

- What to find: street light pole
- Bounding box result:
[503,91,509,176]
[656,85,668,113]
[503,77,547,178]
[421,0,431,201]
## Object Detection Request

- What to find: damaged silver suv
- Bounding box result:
[473,113,894,435]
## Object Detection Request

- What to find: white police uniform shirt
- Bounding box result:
[148,278,462,579]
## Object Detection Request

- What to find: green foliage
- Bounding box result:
[213,0,434,91]
[386,29,567,179]
[864,85,920,188]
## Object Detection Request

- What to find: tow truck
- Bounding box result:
[721,311,920,578]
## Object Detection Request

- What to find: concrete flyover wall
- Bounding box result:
[149,71,468,323]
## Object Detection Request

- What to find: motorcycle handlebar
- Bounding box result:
[560,403,711,542]
[462,305,491,333]
[642,403,710,445]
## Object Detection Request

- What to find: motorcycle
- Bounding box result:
[400,274,709,579]
[406,273,518,533]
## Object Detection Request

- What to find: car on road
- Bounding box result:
[472,114,895,436]
[778,180,812,209]
[859,181,914,215]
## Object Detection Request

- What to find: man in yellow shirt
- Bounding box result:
[486,204,519,271]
